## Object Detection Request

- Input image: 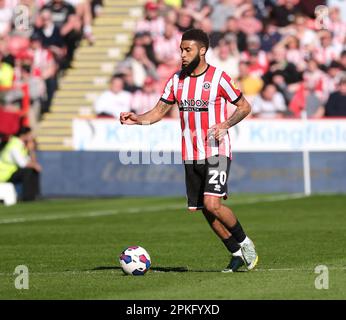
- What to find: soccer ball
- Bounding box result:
[119,246,151,275]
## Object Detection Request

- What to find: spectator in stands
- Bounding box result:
[154,22,181,66]
[270,0,301,27]
[291,14,318,53]
[135,1,165,38]
[260,19,282,53]
[65,0,95,44]
[241,34,269,77]
[208,0,236,33]
[0,52,14,88]
[289,79,324,118]
[251,83,287,118]
[313,29,343,68]
[252,0,272,20]
[0,49,15,111]
[222,16,247,52]
[263,44,302,86]
[282,35,306,72]
[131,77,160,115]
[41,0,76,30]
[195,17,221,49]
[20,63,46,131]
[0,126,41,202]
[236,2,263,35]
[323,74,346,117]
[34,9,67,69]
[210,37,240,79]
[154,22,181,87]
[238,61,263,103]
[119,68,141,93]
[175,7,194,33]
[324,60,344,99]
[118,45,158,88]
[181,0,211,23]
[94,74,131,119]
[132,31,158,66]
[40,0,81,68]
[29,32,58,114]
[327,6,346,45]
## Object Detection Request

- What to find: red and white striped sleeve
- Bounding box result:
[219,72,242,104]
[160,76,176,105]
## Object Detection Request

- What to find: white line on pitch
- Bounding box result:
[0,194,307,225]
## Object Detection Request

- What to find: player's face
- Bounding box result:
[180,40,201,68]
[180,40,205,76]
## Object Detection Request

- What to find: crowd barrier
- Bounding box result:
[37,151,346,197]
[36,118,346,197]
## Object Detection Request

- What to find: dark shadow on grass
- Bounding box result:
[90,266,247,273]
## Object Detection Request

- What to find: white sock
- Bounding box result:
[232,248,242,257]
[239,236,251,246]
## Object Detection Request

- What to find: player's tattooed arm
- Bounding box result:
[208,95,251,141]
[120,100,172,125]
[225,95,251,128]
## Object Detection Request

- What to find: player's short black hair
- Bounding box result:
[182,29,209,51]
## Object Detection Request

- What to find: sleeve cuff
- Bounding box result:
[160,97,176,105]
[232,93,243,104]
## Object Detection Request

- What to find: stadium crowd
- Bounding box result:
[96,0,346,120]
[0,0,103,134]
[1,0,346,135]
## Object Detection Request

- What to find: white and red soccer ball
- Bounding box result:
[119,246,151,275]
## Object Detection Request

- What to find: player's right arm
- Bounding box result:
[121,75,176,125]
[120,99,172,125]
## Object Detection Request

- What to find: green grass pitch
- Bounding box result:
[0,194,345,299]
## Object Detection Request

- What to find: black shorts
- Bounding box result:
[184,155,231,210]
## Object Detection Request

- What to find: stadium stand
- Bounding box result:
[1,0,345,152]
[37,0,143,150]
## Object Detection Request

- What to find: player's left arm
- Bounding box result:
[225,95,252,128]
[209,95,252,141]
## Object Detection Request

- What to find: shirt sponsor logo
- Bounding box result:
[178,99,209,111]
[179,99,209,108]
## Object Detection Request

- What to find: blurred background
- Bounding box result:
[0,0,345,205]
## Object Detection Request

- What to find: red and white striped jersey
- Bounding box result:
[160,64,242,161]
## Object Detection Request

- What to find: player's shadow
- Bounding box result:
[90,266,246,273]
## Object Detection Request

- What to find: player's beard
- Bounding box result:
[181,53,201,77]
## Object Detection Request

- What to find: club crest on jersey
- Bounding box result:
[178,82,184,89]
[203,82,211,90]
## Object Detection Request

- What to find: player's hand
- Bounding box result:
[208,123,229,141]
[120,112,139,125]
